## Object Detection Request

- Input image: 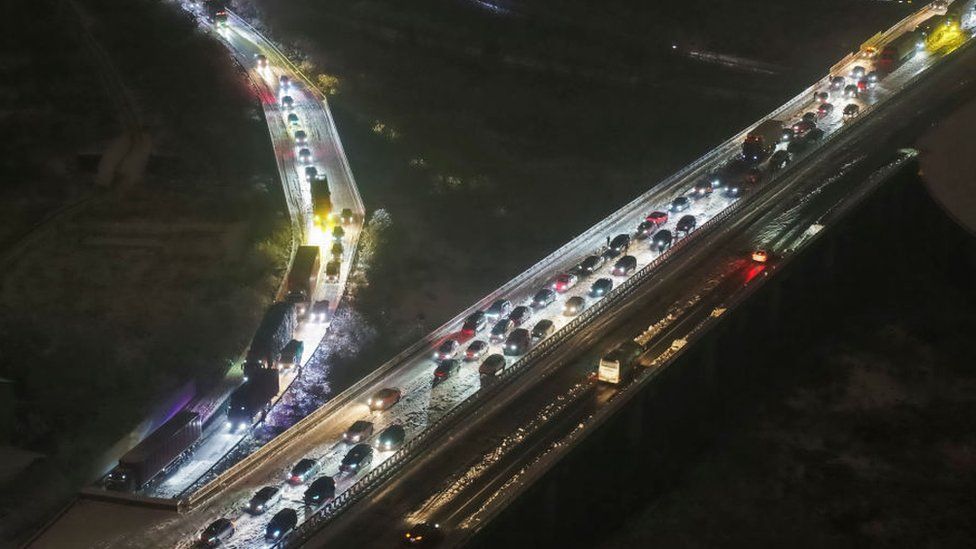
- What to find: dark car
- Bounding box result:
[508,305,532,326]
[199,518,235,547]
[434,339,460,361]
[829,75,845,90]
[304,165,318,181]
[531,319,555,341]
[590,278,613,297]
[303,476,336,507]
[485,299,513,320]
[802,112,818,124]
[265,508,298,542]
[650,230,673,253]
[578,255,606,275]
[636,220,656,240]
[815,91,829,103]
[850,65,866,79]
[342,420,374,443]
[402,522,444,546]
[563,296,586,316]
[806,128,825,141]
[298,148,312,163]
[465,340,489,361]
[726,182,744,197]
[608,233,631,256]
[375,424,406,451]
[340,443,374,473]
[340,208,355,224]
[461,311,487,336]
[368,388,402,411]
[281,95,295,109]
[646,211,669,225]
[675,215,696,236]
[552,273,579,293]
[843,103,860,120]
[279,74,291,90]
[255,54,268,68]
[531,288,556,309]
[246,486,281,515]
[669,196,691,212]
[769,150,792,171]
[693,179,713,198]
[504,328,531,356]
[613,255,637,276]
[479,354,507,376]
[787,139,811,155]
[294,129,308,145]
[490,319,514,342]
[817,102,834,118]
[843,83,859,98]
[433,359,461,382]
[792,119,815,137]
[288,458,320,485]
[287,113,300,127]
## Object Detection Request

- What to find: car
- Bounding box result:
[650,229,673,253]
[304,165,318,182]
[769,150,791,171]
[675,214,696,236]
[508,305,532,326]
[843,84,859,98]
[287,113,300,127]
[434,339,460,361]
[531,288,556,309]
[461,311,487,336]
[608,233,631,256]
[330,241,344,259]
[792,119,815,137]
[857,78,870,92]
[485,299,513,320]
[281,95,295,109]
[294,129,308,144]
[279,74,291,90]
[843,103,860,120]
[310,300,329,323]
[504,328,531,356]
[289,458,320,485]
[817,102,834,118]
[578,255,605,275]
[563,296,585,316]
[368,388,401,411]
[298,148,312,163]
[465,340,489,361]
[304,476,336,507]
[340,443,373,473]
[375,424,406,451]
[752,249,769,263]
[726,183,743,197]
[802,112,818,124]
[693,179,713,198]
[265,508,298,542]
[787,139,811,155]
[829,75,845,90]
[402,522,444,546]
[745,167,762,186]
[590,278,613,297]
[780,126,795,142]
[342,420,374,443]
[199,518,235,547]
[669,196,691,212]
[246,486,281,515]
[479,354,506,376]
[866,70,880,83]
[636,220,656,240]
[806,128,825,141]
[433,359,461,382]
[612,255,637,276]
[490,319,514,342]
[850,65,866,79]
[815,91,829,103]
[332,225,345,242]
[552,273,578,293]
[255,54,268,68]
[646,211,669,225]
[531,319,555,341]
[340,208,354,224]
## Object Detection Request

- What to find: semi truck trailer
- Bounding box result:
[105,411,202,491]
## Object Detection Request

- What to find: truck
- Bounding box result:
[878,31,922,73]
[285,245,321,317]
[227,369,280,431]
[246,302,297,368]
[597,340,643,384]
[311,176,332,228]
[105,411,202,491]
[741,119,784,164]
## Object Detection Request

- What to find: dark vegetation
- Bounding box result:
[241,0,909,372]
[0,0,284,540]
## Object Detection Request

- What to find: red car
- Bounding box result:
[552,273,578,293]
[645,211,669,225]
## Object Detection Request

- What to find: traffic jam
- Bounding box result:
[190,4,971,547]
